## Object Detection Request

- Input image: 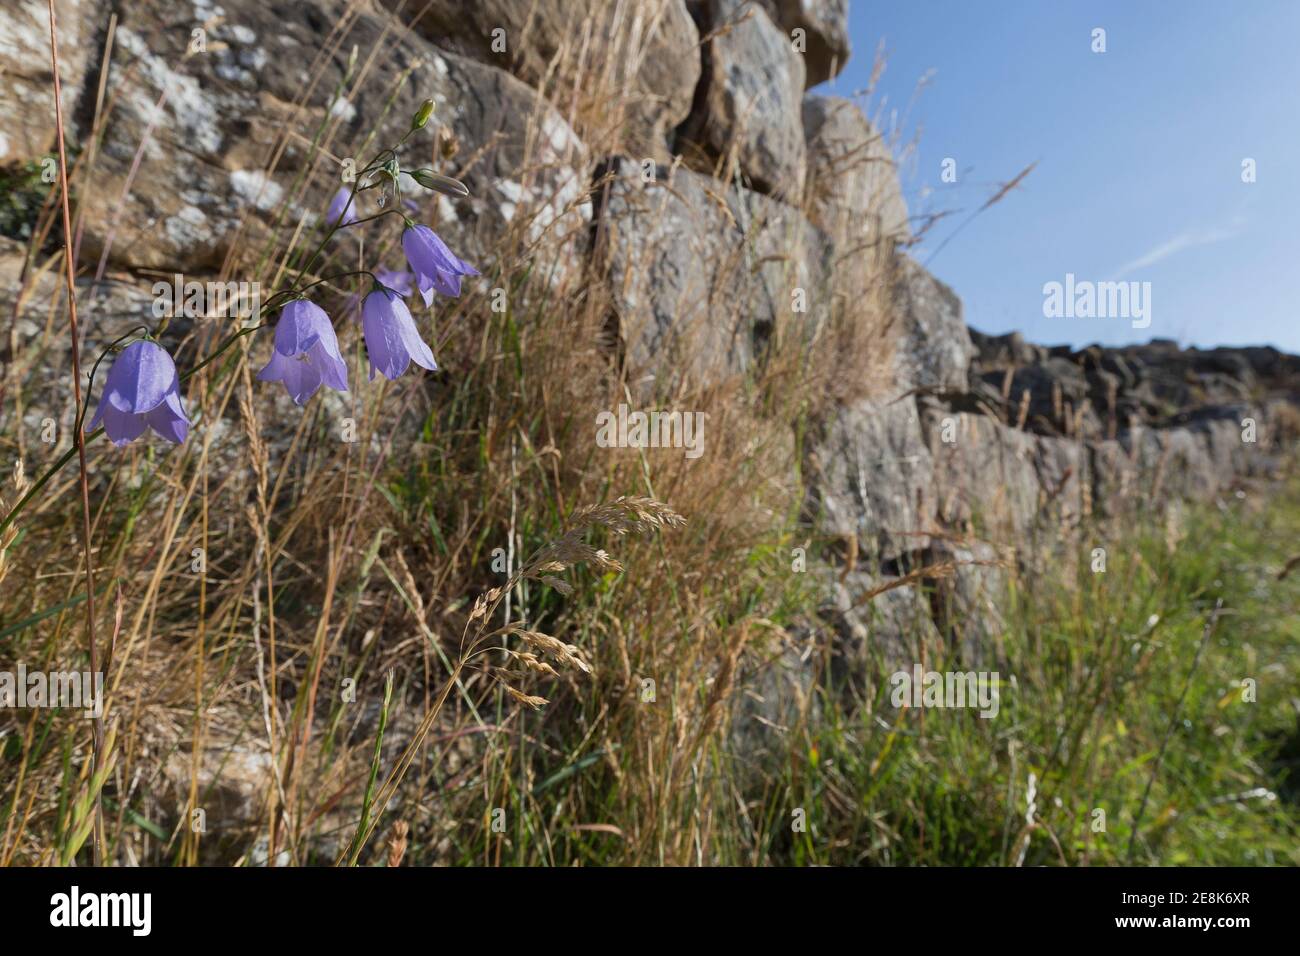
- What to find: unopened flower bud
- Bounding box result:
[406,168,470,197]
[411,98,435,130]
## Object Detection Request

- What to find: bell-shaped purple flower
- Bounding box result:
[87,340,189,447]
[327,187,359,228]
[360,288,438,381]
[402,224,478,299]
[256,298,349,405]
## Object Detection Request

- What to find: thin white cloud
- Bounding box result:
[1111,224,1240,279]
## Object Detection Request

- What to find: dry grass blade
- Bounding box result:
[335,494,683,863]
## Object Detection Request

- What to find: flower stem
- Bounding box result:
[46,0,105,867]
[289,150,391,292]
[263,270,380,311]
[182,323,267,380]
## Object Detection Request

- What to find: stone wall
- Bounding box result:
[3,0,1296,680]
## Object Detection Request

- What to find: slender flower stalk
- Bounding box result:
[45,0,105,866]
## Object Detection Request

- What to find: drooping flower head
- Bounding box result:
[87,340,189,446]
[256,298,349,405]
[402,223,478,299]
[359,288,437,381]
[327,187,359,228]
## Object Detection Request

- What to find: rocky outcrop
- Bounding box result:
[831,571,940,674]
[593,156,829,393]
[378,0,699,163]
[969,330,1300,434]
[799,168,1296,678]
[0,0,98,164]
[928,539,1007,666]
[965,331,1295,512]
[71,0,589,275]
[813,328,1298,668]
[807,396,933,564]
[802,95,909,246]
[756,0,850,87]
[891,256,973,393]
[677,0,807,197]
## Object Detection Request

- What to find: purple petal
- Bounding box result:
[328,187,359,227]
[361,291,412,381]
[431,270,461,298]
[411,272,442,306]
[87,399,106,433]
[258,350,322,405]
[162,387,187,421]
[402,224,478,301]
[410,225,477,277]
[273,299,332,357]
[145,403,189,444]
[102,341,179,415]
[309,339,349,393]
[391,299,438,372]
[99,404,147,447]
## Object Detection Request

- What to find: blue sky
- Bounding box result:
[822,0,1300,352]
